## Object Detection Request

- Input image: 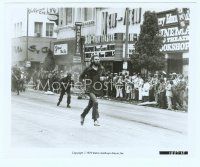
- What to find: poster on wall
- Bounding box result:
[54,44,68,55]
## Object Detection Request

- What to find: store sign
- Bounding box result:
[46,8,58,15]
[85,34,114,44]
[157,8,190,53]
[123,8,142,25]
[73,56,81,63]
[102,12,108,35]
[75,22,82,55]
[14,46,23,53]
[123,44,135,58]
[28,8,58,15]
[131,8,142,24]
[102,8,142,33]
[28,45,49,54]
[158,8,189,27]
[54,44,68,55]
[123,33,138,42]
[108,13,117,28]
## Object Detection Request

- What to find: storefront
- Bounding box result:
[12,36,55,70]
[157,8,190,75]
[53,38,79,72]
[54,7,189,75]
[84,33,137,74]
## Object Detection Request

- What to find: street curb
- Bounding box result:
[26,88,187,113]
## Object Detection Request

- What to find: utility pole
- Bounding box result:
[26,8,30,67]
[124,7,129,70]
[26,8,29,60]
[25,8,31,67]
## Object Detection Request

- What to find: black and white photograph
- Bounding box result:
[1,0,200,167]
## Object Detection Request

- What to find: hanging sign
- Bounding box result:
[75,22,82,55]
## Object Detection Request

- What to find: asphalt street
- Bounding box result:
[11,90,188,155]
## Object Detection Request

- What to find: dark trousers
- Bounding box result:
[58,89,71,105]
[158,92,167,109]
[13,80,20,95]
[149,88,155,102]
[81,93,99,121]
[172,93,183,109]
[134,89,139,101]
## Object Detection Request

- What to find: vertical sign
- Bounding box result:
[102,12,108,35]
[134,8,142,24]
[75,22,82,55]
[109,13,117,28]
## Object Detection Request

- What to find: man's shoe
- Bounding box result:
[57,101,60,106]
[67,104,71,108]
[80,116,84,125]
[94,120,100,126]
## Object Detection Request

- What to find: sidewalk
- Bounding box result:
[25,88,187,113]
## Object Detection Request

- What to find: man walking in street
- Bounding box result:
[11,66,21,95]
[79,55,105,126]
[57,72,74,108]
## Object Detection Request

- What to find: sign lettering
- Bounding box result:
[28,45,50,54]
[14,46,23,53]
[132,8,142,24]
[54,44,68,55]
[124,8,142,25]
[158,8,190,27]
[108,13,117,28]
[28,8,58,15]
[75,22,82,55]
[157,8,190,52]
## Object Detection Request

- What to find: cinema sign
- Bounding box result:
[157,8,190,53]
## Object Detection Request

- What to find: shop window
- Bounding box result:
[34,22,43,37]
[65,8,73,25]
[99,52,105,57]
[95,45,107,51]
[46,23,54,37]
[85,46,94,52]
[85,53,92,58]
[105,51,114,57]
[107,44,115,50]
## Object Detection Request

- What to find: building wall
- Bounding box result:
[55,7,190,74]
[12,8,57,38]
[12,7,58,69]
[12,37,56,65]
[97,8,142,36]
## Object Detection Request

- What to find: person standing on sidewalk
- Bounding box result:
[79,55,105,126]
[57,72,74,108]
[165,80,173,110]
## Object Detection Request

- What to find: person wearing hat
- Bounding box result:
[79,55,105,126]
[57,72,74,108]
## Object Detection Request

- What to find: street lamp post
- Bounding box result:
[124,8,130,70]
[26,8,31,68]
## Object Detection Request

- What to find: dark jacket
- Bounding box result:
[60,76,74,92]
[79,65,105,96]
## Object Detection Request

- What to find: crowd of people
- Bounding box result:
[101,71,188,111]
[11,65,188,112]
[11,66,29,95]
